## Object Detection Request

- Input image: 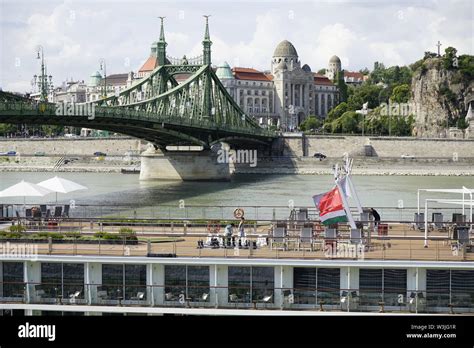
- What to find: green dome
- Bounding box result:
[216,62,234,80]
[88,71,102,87]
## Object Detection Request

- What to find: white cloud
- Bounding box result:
[1,0,472,92]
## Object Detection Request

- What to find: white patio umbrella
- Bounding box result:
[37,176,88,202]
[0,180,53,211]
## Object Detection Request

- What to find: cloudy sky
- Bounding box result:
[1,0,472,93]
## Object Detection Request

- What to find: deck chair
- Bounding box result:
[299,224,313,250]
[133,292,145,301]
[53,206,62,218]
[350,228,362,244]
[414,213,424,230]
[229,294,239,302]
[271,224,287,250]
[97,290,108,301]
[63,205,70,217]
[432,213,444,230]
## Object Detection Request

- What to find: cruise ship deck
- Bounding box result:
[1,218,473,316]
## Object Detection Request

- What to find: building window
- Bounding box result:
[164,265,210,302]
[228,266,274,303]
[2,262,24,298]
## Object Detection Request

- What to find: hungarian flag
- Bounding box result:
[313,186,348,225]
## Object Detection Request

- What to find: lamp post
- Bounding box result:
[99,58,107,99]
[34,46,54,102]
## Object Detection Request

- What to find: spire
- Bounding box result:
[159,16,166,43]
[202,15,212,65]
[157,16,167,65]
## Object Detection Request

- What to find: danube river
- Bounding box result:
[0,172,472,221]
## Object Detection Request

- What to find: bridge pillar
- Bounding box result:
[139,146,231,181]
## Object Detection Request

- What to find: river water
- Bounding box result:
[0,172,472,221]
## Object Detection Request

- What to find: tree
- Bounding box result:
[0,123,15,136]
[300,115,322,132]
[443,46,458,69]
[336,70,348,102]
[390,84,411,103]
[340,111,360,133]
[317,68,326,75]
[359,67,370,75]
[326,102,348,122]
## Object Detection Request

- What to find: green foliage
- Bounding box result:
[41,125,64,137]
[300,115,322,131]
[336,70,348,102]
[0,123,15,136]
[390,84,411,103]
[119,227,137,241]
[443,47,458,70]
[457,54,474,81]
[317,68,326,75]
[9,225,26,233]
[339,111,361,133]
[439,84,457,103]
[36,232,64,240]
[457,117,468,130]
[347,94,364,111]
[326,102,348,122]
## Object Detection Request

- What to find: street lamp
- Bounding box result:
[34,46,53,102]
[99,58,107,99]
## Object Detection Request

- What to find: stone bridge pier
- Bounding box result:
[139,146,231,181]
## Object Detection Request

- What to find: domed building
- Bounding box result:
[214,40,340,130]
[327,55,342,80]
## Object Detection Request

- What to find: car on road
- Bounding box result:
[313,152,327,160]
[401,154,415,159]
[0,151,17,156]
[93,152,107,157]
[34,151,46,156]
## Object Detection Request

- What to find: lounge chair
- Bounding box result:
[63,205,70,217]
[270,224,287,250]
[53,206,62,218]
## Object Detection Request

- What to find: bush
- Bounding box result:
[119,227,137,241]
[35,232,64,240]
[64,232,81,239]
[9,225,26,233]
[94,231,120,240]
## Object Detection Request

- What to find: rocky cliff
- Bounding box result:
[411,57,473,137]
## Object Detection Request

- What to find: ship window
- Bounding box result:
[426,270,450,308]
[41,263,84,299]
[228,266,274,303]
[164,265,210,302]
[293,268,340,305]
[102,264,146,301]
[2,262,24,298]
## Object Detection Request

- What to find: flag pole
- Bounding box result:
[345,158,363,214]
[335,164,357,230]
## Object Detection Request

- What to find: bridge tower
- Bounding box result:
[157,16,167,66]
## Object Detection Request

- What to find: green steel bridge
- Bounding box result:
[0,18,277,149]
